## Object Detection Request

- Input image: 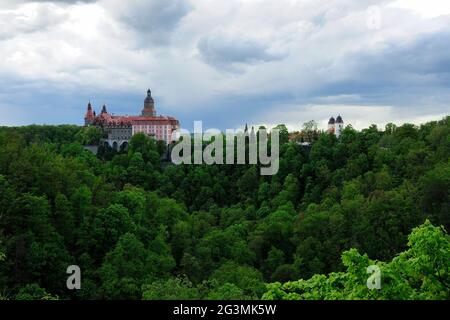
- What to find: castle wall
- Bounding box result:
[83,90,180,148]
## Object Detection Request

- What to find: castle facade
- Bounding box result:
[84,89,180,150]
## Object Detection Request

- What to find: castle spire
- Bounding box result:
[142,88,156,117]
[327,116,335,135]
[84,101,95,126]
[335,114,344,138]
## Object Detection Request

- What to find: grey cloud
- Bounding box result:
[0,0,97,7]
[254,29,447,126]
[197,34,287,72]
[0,0,449,130]
[0,4,68,40]
[199,27,450,128]
[6,1,97,3]
[110,0,192,46]
[361,32,450,80]
[316,30,450,104]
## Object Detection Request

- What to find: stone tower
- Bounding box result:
[84,102,95,125]
[142,89,156,117]
[327,116,335,134]
[327,115,344,137]
[335,115,344,138]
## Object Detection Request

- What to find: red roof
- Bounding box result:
[93,114,179,126]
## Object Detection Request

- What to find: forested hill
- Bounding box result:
[0,117,449,300]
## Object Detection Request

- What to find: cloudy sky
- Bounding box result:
[0,0,449,131]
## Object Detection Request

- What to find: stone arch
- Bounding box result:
[112,141,118,151]
[120,141,128,152]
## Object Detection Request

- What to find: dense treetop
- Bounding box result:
[0,116,449,300]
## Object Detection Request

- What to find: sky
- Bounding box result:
[0,0,449,131]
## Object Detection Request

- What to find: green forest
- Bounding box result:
[0,117,449,300]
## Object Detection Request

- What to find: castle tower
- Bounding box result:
[142,89,156,117]
[84,102,95,126]
[327,117,335,134]
[335,115,344,138]
[101,104,108,114]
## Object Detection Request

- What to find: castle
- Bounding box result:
[328,115,344,137]
[84,89,180,150]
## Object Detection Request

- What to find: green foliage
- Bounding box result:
[263,220,450,300]
[75,126,103,145]
[274,124,289,145]
[142,277,200,300]
[99,233,149,299]
[0,117,448,300]
[210,261,266,298]
[206,282,247,300]
[15,284,58,300]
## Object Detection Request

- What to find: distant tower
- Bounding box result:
[328,117,335,134]
[101,104,108,114]
[335,115,344,138]
[84,102,95,126]
[142,89,156,117]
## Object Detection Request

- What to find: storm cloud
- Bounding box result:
[197,33,287,72]
[105,0,192,46]
[0,0,448,129]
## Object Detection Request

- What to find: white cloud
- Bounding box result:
[0,2,67,40]
[0,0,449,128]
[390,0,450,19]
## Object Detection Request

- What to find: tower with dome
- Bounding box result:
[327,115,344,137]
[84,89,179,150]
